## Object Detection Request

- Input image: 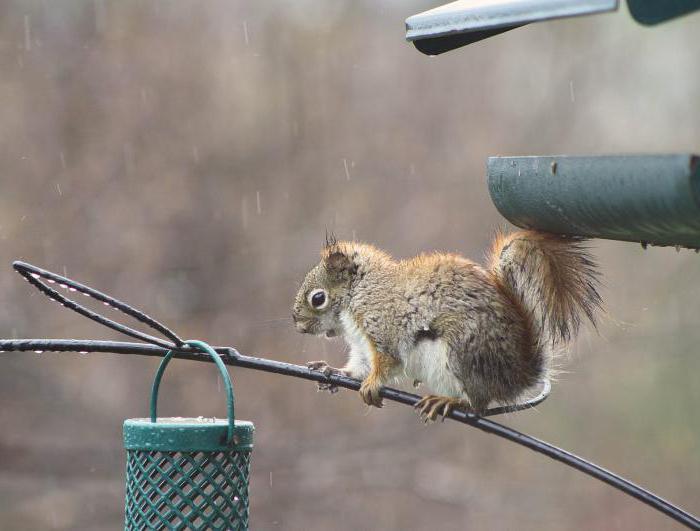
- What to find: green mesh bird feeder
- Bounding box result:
[123,340,254,530]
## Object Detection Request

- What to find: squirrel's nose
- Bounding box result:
[292,314,309,333]
[295,321,309,333]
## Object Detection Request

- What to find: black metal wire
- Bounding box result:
[1,263,698,529]
[13,261,183,349]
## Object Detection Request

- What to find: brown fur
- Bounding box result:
[294,230,602,415]
[490,229,602,344]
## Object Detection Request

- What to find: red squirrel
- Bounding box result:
[293,230,601,420]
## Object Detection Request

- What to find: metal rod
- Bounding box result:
[0,339,698,528]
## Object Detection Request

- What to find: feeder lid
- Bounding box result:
[124,417,254,452]
[406,0,618,54]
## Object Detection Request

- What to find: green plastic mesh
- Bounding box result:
[125,448,251,530]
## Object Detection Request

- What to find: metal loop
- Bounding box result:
[12,261,184,349]
[150,340,235,444]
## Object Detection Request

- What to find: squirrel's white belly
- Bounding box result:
[339,310,373,378]
[403,339,464,398]
[339,310,464,396]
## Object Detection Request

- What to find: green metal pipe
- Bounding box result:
[487,154,700,249]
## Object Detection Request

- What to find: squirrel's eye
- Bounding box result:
[308,289,328,310]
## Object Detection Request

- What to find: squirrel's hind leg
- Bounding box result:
[414,395,471,423]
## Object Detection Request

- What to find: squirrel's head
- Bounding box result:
[292,240,390,338]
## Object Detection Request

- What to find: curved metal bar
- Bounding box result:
[0,338,698,528]
[13,261,183,348]
[150,341,236,443]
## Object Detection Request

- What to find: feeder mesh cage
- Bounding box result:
[124,447,251,530]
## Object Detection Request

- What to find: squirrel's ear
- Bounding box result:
[325,251,357,279]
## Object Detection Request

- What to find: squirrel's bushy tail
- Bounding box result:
[489,230,602,346]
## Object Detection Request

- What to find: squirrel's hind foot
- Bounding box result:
[414,395,470,423]
[307,360,346,394]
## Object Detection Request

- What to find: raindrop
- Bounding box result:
[192,145,200,164]
[59,152,67,170]
[56,182,63,196]
[569,80,575,103]
[242,21,249,46]
[256,190,262,215]
[24,15,31,52]
[241,196,248,229]
[343,158,350,181]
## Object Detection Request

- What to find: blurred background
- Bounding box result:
[0,1,698,529]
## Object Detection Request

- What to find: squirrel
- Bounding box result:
[292,230,601,420]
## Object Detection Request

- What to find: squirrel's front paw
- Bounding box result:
[307,360,346,394]
[359,378,383,408]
